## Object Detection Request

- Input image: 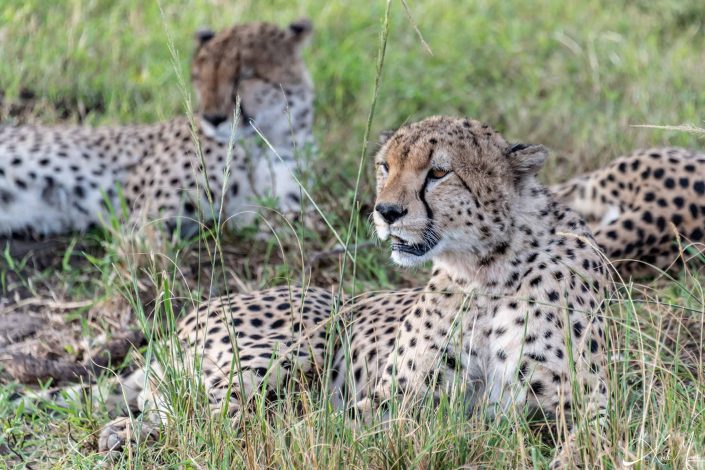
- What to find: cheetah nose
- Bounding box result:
[203,114,228,127]
[375,203,407,224]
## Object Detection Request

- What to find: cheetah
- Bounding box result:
[94,116,610,458]
[552,147,705,278]
[0,19,315,236]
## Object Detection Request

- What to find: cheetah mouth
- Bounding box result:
[390,236,436,256]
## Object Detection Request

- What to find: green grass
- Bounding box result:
[1,0,705,468]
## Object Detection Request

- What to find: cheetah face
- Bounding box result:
[373,116,547,268]
[191,19,313,144]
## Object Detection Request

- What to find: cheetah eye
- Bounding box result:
[428,168,450,180]
[378,162,389,174]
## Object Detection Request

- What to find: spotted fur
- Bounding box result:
[552,147,705,278]
[0,19,315,236]
[96,117,611,459]
[366,116,610,423]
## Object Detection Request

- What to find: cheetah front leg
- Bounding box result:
[98,366,165,453]
[354,307,469,423]
[247,148,327,233]
[482,316,609,467]
[98,328,324,453]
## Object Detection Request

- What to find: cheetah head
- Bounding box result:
[191,18,313,144]
[373,116,547,268]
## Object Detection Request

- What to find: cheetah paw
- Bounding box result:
[99,417,130,453]
[351,397,391,426]
[98,417,159,453]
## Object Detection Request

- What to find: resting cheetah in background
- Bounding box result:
[552,147,705,278]
[0,19,315,236]
[97,116,610,460]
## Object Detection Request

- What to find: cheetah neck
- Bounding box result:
[196,82,315,159]
[430,181,556,294]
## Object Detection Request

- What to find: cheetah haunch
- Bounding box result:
[96,116,611,455]
[0,19,314,236]
[553,147,705,278]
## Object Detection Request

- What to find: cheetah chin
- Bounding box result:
[389,234,440,266]
[198,109,257,144]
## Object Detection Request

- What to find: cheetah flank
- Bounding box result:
[552,147,705,278]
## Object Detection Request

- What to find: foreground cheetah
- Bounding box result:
[552,147,705,278]
[0,19,314,236]
[96,117,610,458]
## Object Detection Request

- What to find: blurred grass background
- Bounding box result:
[1,0,705,467]
[2,0,704,184]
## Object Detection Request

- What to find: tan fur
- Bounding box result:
[552,147,705,278]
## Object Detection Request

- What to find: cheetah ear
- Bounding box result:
[506,143,548,178]
[195,28,216,46]
[377,129,396,147]
[289,18,313,46]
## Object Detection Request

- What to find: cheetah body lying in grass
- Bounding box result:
[98,117,611,459]
[0,19,315,236]
[552,147,705,278]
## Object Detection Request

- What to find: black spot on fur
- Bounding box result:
[0,189,13,204]
[572,322,584,338]
[529,380,545,396]
[590,339,599,353]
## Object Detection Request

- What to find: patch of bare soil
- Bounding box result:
[0,248,143,386]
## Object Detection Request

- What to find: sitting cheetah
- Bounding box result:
[96,117,610,459]
[552,147,705,278]
[0,19,315,236]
